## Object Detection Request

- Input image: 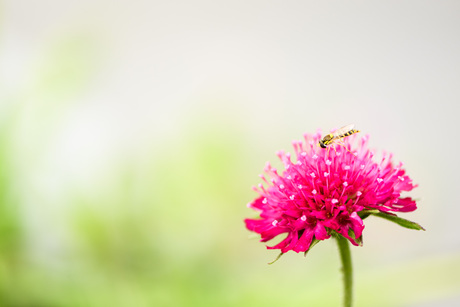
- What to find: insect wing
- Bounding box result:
[333,124,355,137]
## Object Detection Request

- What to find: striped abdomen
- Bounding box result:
[337,129,359,139]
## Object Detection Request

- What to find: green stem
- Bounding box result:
[336,234,353,307]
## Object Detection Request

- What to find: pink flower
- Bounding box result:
[245,131,418,254]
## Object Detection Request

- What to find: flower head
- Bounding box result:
[245,131,418,254]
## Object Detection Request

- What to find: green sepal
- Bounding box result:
[359,210,425,231]
[268,252,284,265]
[357,209,379,220]
[303,237,320,257]
[348,228,363,246]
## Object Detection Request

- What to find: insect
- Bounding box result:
[319,124,360,149]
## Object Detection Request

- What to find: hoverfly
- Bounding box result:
[319,124,360,149]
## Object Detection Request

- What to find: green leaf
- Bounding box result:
[364,210,425,231]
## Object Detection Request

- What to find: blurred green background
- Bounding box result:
[1,1,460,306]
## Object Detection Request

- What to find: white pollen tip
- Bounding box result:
[331,199,338,204]
[301,152,307,156]
[310,172,316,178]
[326,160,332,165]
[279,184,285,189]
[301,215,307,221]
[262,198,268,204]
[356,191,362,196]
[343,182,348,186]
[324,172,329,177]
[289,195,295,200]
[344,165,351,170]
[298,184,302,189]
[272,220,278,226]
[312,189,317,195]
[312,154,318,159]
[377,178,383,183]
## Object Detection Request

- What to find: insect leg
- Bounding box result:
[336,139,357,156]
